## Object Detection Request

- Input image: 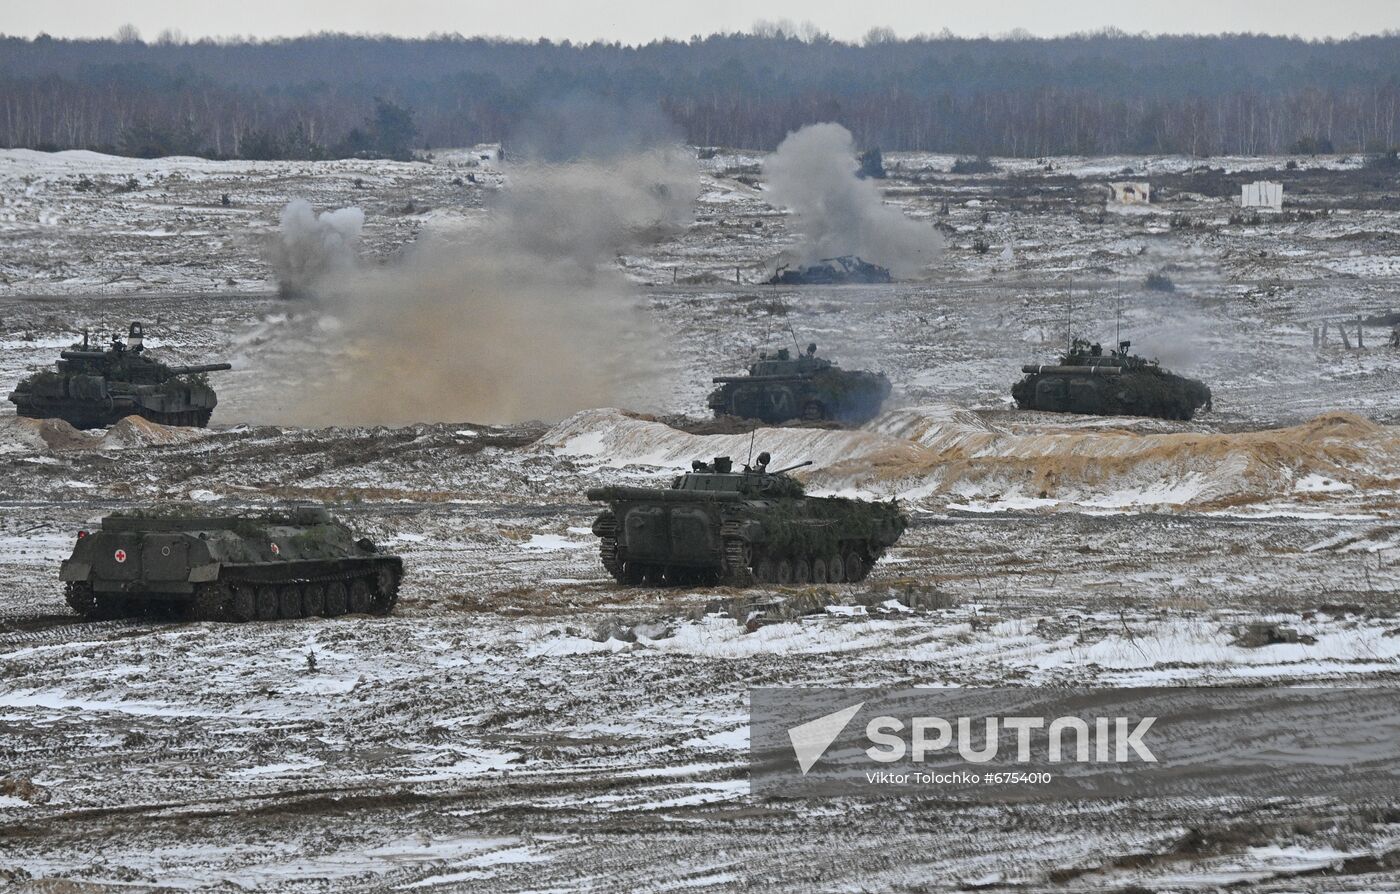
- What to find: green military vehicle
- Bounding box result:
[59,507,403,621]
[1013,338,1212,421]
[587,452,907,587]
[707,343,891,424]
[9,322,231,429]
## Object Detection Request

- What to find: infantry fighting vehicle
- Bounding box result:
[707,343,891,424]
[587,452,907,587]
[59,507,402,622]
[767,255,893,285]
[1013,338,1212,420]
[8,322,231,429]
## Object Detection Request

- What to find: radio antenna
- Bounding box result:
[746,427,757,469]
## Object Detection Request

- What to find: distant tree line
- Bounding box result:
[0,30,1397,158]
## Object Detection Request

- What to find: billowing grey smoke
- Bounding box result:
[764,123,941,277]
[269,199,364,298]
[271,150,696,425]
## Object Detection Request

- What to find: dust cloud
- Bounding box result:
[268,199,364,298]
[278,150,696,426]
[764,123,941,277]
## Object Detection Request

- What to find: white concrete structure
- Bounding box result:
[1241,180,1284,211]
[1108,181,1151,204]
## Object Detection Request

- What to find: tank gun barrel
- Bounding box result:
[59,350,109,361]
[586,486,742,503]
[768,460,814,475]
[1021,365,1123,376]
[169,363,233,375]
[711,373,815,384]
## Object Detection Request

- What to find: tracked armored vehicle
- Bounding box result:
[59,507,402,622]
[9,322,231,429]
[767,255,893,285]
[587,452,907,587]
[1012,338,1212,421]
[707,343,891,424]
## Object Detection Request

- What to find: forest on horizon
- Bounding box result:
[1,28,1398,160]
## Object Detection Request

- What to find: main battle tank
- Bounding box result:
[1012,339,1212,421]
[707,343,891,424]
[8,322,231,429]
[59,507,403,622]
[587,452,907,587]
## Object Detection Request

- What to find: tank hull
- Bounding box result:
[588,487,906,588]
[1011,369,1212,420]
[707,369,891,425]
[58,511,403,622]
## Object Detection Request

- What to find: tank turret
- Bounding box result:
[587,453,906,587]
[706,343,891,424]
[8,322,232,429]
[1012,338,1212,420]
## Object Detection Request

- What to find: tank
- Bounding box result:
[707,343,891,424]
[767,255,893,285]
[587,452,907,587]
[58,507,403,622]
[1012,338,1212,420]
[8,322,231,429]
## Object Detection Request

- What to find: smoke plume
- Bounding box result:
[764,123,941,277]
[269,199,364,298]
[274,150,695,426]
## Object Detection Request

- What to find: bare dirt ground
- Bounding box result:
[1,148,1400,890]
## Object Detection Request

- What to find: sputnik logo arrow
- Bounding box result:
[787,701,864,774]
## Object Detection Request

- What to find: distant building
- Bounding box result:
[1241,181,1283,210]
[1108,181,1151,204]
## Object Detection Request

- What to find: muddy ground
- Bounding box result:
[1,148,1400,890]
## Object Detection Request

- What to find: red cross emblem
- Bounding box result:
[270,543,280,555]
[114,549,127,563]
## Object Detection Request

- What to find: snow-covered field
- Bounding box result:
[2,147,1400,890]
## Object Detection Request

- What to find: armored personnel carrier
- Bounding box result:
[59,507,402,622]
[767,255,893,285]
[707,343,891,424]
[8,322,231,429]
[1012,338,1212,420]
[587,452,907,587]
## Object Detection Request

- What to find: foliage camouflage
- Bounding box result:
[707,344,891,424]
[1012,338,1213,420]
[8,322,231,429]
[60,506,403,622]
[587,452,907,588]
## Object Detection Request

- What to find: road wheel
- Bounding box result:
[793,557,811,585]
[843,551,866,583]
[256,586,279,620]
[231,583,257,621]
[802,401,825,421]
[828,554,845,584]
[188,582,229,622]
[622,561,645,586]
[755,557,776,583]
[775,559,793,585]
[64,582,96,618]
[324,581,349,617]
[303,583,326,617]
[348,578,373,614]
[279,585,305,619]
[811,557,828,584]
[373,565,400,614]
[642,566,665,587]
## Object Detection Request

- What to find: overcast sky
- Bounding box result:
[6,0,1396,43]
